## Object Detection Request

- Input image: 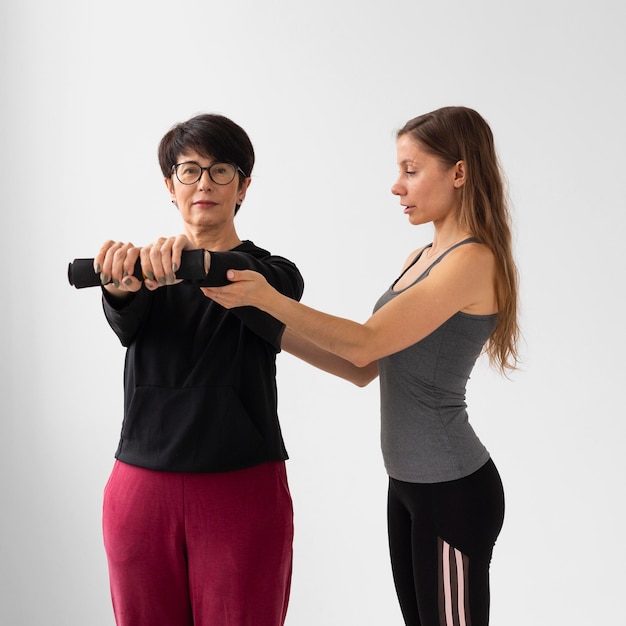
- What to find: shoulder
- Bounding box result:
[237,240,299,267]
[446,240,494,269]
[236,240,304,299]
[236,240,270,257]
[427,242,495,289]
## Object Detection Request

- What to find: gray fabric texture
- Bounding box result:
[374,240,496,483]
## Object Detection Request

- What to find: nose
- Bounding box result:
[391,177,404,196]
[198,168,213,190]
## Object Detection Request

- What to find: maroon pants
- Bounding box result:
[102,460,293,626]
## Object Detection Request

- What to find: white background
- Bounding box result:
[1,1,625,624]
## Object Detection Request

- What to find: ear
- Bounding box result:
[452,160,466,188]
[238,176,252,204]
[164,177,176,201]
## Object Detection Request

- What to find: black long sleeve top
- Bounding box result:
[102,240,304,473]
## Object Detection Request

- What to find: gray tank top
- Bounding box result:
[373,239,497,483]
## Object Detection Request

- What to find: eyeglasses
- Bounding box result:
[172,161,245,185]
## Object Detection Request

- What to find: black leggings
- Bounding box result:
[387,459,505,626]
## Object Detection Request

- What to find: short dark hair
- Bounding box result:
[158,114,255,214]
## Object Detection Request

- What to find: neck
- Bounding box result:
[184,223,242,251]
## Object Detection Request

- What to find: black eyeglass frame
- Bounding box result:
[171,161,247,186]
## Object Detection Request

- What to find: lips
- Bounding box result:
[193,200,217,207]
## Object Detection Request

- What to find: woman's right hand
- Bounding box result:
[94,240,144,297]
[94,235,193,297]
[201,269,273,309]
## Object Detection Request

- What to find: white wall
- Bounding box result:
[2,1,624,624]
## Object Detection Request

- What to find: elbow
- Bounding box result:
[350,361,378,387]
[350,350,375,369]
[352,357,370,369]
[344,327,378,369]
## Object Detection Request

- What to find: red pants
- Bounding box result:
[102,460,293,626]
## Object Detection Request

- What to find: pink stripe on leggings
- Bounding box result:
[440,539,471,626]
[442,541,454,625]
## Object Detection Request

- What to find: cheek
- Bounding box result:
[177,189,196,208]
[407,179,426,198]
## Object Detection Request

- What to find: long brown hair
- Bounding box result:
[398,106,519,373]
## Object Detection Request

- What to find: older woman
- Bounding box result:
[94,114,303,626]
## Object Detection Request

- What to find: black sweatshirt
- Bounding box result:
[102,240,304,473]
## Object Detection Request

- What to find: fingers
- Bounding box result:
[141,239,170,288]
[171,234,193,274]
[95,241,142,294]
[225,269,252,282]
[201,286,236,309]
[94,240,114,275]
[201,270,266,309]
[140,235,190,290]
[94,235,199,293]
[200,287,221,303]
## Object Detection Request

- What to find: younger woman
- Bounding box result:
[204,106,520,626]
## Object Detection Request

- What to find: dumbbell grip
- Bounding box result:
[68,249,207,289]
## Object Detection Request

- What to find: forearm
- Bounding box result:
[196,250,304,299]
[281,328,378,387]
[102,285,152,347]
[200,250,304,350]
[203,268,381,365]
[261,288,375,367]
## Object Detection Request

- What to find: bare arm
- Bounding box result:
[204,243,497,367]
[281,328,378,387]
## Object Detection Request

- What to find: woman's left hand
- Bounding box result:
[201,269,272,309]
[140,234,196,290]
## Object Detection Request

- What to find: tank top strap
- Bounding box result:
[417,237,479,282]
[393,237,480,290]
